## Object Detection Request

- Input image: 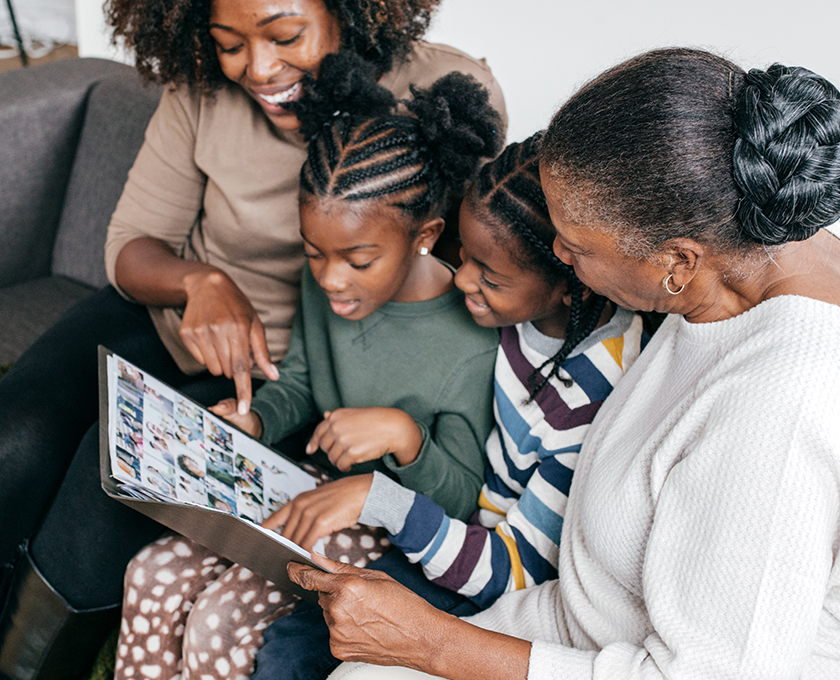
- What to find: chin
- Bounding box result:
[267,111,302,131]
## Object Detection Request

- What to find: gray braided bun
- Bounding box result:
[733,64,840,245]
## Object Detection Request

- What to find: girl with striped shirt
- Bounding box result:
[355,133,649,608]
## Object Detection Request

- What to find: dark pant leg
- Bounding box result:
[252,550,481,680]
[0,287,189,567]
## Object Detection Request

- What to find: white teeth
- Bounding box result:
[258,82,301,105]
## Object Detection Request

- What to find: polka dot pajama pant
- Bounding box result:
[115,526,390,680]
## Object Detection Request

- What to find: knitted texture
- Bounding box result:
[467,295,840,680]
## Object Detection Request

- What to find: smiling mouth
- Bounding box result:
[464,296,491,316]
[256,81,303,107]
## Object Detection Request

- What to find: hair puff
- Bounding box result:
[405,72,504,191]
[287,51,397,142]
[733,63,840,245]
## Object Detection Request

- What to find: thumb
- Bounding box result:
[287,559,345,592]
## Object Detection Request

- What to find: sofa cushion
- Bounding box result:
[0,58,137,288]
[52,72,162,289]
[0,276,95,365]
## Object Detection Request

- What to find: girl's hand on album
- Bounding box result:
[261,474,373,552]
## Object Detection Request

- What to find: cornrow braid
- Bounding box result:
[294,51,503,224]
[468,132,608,399]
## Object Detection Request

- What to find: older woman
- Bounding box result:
[286,48,840,680]
[0,1,505,676]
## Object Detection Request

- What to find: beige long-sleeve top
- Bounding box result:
[105,41,507,375]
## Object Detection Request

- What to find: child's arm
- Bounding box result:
[358,443,573,609]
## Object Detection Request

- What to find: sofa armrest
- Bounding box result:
[0,58,141,287]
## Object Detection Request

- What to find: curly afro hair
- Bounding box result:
[106,0,442,91]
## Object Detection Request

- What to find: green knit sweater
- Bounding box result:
[250,264,499,521]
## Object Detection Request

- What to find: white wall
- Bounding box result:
[2,0,76,50]
[75,0,840,142]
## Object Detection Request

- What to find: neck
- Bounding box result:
[393,255,455,303]
[677,230,840,323]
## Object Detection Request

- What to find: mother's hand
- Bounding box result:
[115,237,279,413]
[179,267,278,413]
[288,557,531,680]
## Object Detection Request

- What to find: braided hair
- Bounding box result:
[467,133,608,398]
[733,64,840,246]
[105,0,441,91]
[541,48,840,260]
[290,50,504,227]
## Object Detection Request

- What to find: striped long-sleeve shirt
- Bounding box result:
[359,307,647,609]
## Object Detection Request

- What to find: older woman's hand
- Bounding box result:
[288,556,531,680]
[289,556,458,671]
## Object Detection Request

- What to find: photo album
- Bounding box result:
[97,346,327,600]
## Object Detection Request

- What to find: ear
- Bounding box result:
[660,237,706,288]
[413,217,446,253]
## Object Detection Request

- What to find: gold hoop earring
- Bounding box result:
[662,274,684,295]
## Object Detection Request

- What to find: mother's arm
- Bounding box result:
[115,236,278,412]
[289,557,530,680]
[106,86,278,412]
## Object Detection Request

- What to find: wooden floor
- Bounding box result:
[0,42,78,73]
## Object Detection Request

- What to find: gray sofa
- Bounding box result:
[0,58,162,366]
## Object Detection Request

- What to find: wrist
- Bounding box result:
[182,266,229,299]
[249,411,264,439]
[391,412,424,466]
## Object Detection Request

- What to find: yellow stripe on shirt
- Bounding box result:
[495,525,526,590]
[601,336,625,369]
[479,489,505,515]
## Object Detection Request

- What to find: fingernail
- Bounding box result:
[238,400,249,416]
[269,366,279,379]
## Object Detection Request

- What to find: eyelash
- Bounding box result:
[216,31,303,54]
[350,262,373,270]
[274,33,303,46]
[480,273,499,290]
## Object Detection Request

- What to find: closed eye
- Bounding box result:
[480,272,499,290]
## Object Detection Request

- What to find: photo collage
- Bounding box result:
[108,355,318,525]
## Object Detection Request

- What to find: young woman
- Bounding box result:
[250,132,647,680]
[0,1,506,676]
[112,53,503,680]
[286,48,840,680]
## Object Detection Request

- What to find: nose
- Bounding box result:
[316,261,348,293]
[454,253,479,294]
[247,42,284,83]
[553,236,575,267]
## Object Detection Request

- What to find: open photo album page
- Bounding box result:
[107,354,318,526]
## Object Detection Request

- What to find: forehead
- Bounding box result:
[210,0,326,21]
[459,201,523,274]
[300,200,407,247]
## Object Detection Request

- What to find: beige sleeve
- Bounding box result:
[380,41,509,144]
[104,86,207,299]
